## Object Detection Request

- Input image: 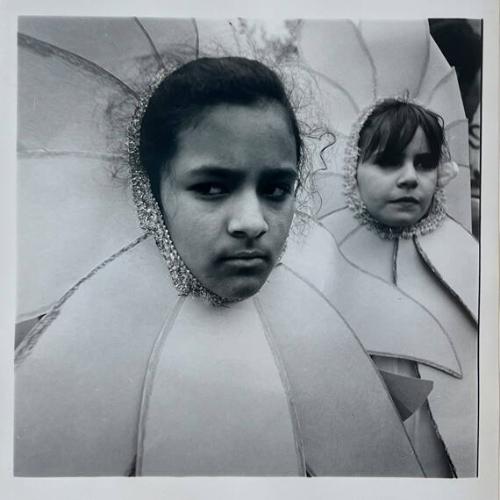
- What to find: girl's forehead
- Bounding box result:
[168,103,298,178]
[368,125,430,154]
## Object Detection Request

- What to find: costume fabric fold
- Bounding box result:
[378,370,433,421]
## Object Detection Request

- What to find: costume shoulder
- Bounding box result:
[318,206,359,244]
[415,215,479,322]
[15,236,180,476]
[282,222,461,376]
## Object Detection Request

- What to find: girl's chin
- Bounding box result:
[208,274,272,302]
[378,210,427,228]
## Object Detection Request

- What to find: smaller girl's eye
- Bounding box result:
[414,154,438,171]
[373,153,403,168]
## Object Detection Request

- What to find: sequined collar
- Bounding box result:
[127,68,233,307]
[342,98,447,240]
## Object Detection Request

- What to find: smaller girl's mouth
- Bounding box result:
[390,197,419,204]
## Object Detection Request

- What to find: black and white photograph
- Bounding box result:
[0,1,498,500]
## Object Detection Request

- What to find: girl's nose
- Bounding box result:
[396,161,418,189]
[227,191,269,239]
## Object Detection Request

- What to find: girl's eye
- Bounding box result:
[261,184,293,201]
[191,183,227,197]
[373,154,403,169]
[414,154,437,171]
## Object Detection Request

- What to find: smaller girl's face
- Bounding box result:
[160,102,298,301]
[356,127,438,228]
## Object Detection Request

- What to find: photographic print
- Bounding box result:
[14,16,482,478]
[1,1,498,499]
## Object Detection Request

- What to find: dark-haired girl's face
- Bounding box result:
[160,103,298,300]
[357,127,438,227]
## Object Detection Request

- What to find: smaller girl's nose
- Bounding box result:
[227,191,269,239]
[397,161,419,188]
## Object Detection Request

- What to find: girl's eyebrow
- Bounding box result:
[184,166,240,180]
[184,165,298,182]
[261,168,298,182]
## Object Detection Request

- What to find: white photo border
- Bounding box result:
[1,1,498,499]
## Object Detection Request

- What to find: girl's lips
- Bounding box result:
[223,257,267,267]
[220,250,272,271]
[221,249,270,261]
[390,197,419,204]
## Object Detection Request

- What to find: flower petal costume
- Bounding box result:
[283,20,478,477]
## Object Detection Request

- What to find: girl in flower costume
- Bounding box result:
[284,20,479,477]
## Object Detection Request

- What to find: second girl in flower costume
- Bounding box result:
[284,19,479,477]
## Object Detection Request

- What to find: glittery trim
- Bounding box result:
[343,96,447,240]
[127,67,234,307]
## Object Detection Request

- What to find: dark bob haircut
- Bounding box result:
[357,99,446,169]
[139,56,303,203]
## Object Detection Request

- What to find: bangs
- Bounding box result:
[358,100,445,167]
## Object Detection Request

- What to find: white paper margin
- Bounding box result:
[1,1,498,499]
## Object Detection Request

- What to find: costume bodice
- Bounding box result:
[285,209,479,476]
[15,234,426,477]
